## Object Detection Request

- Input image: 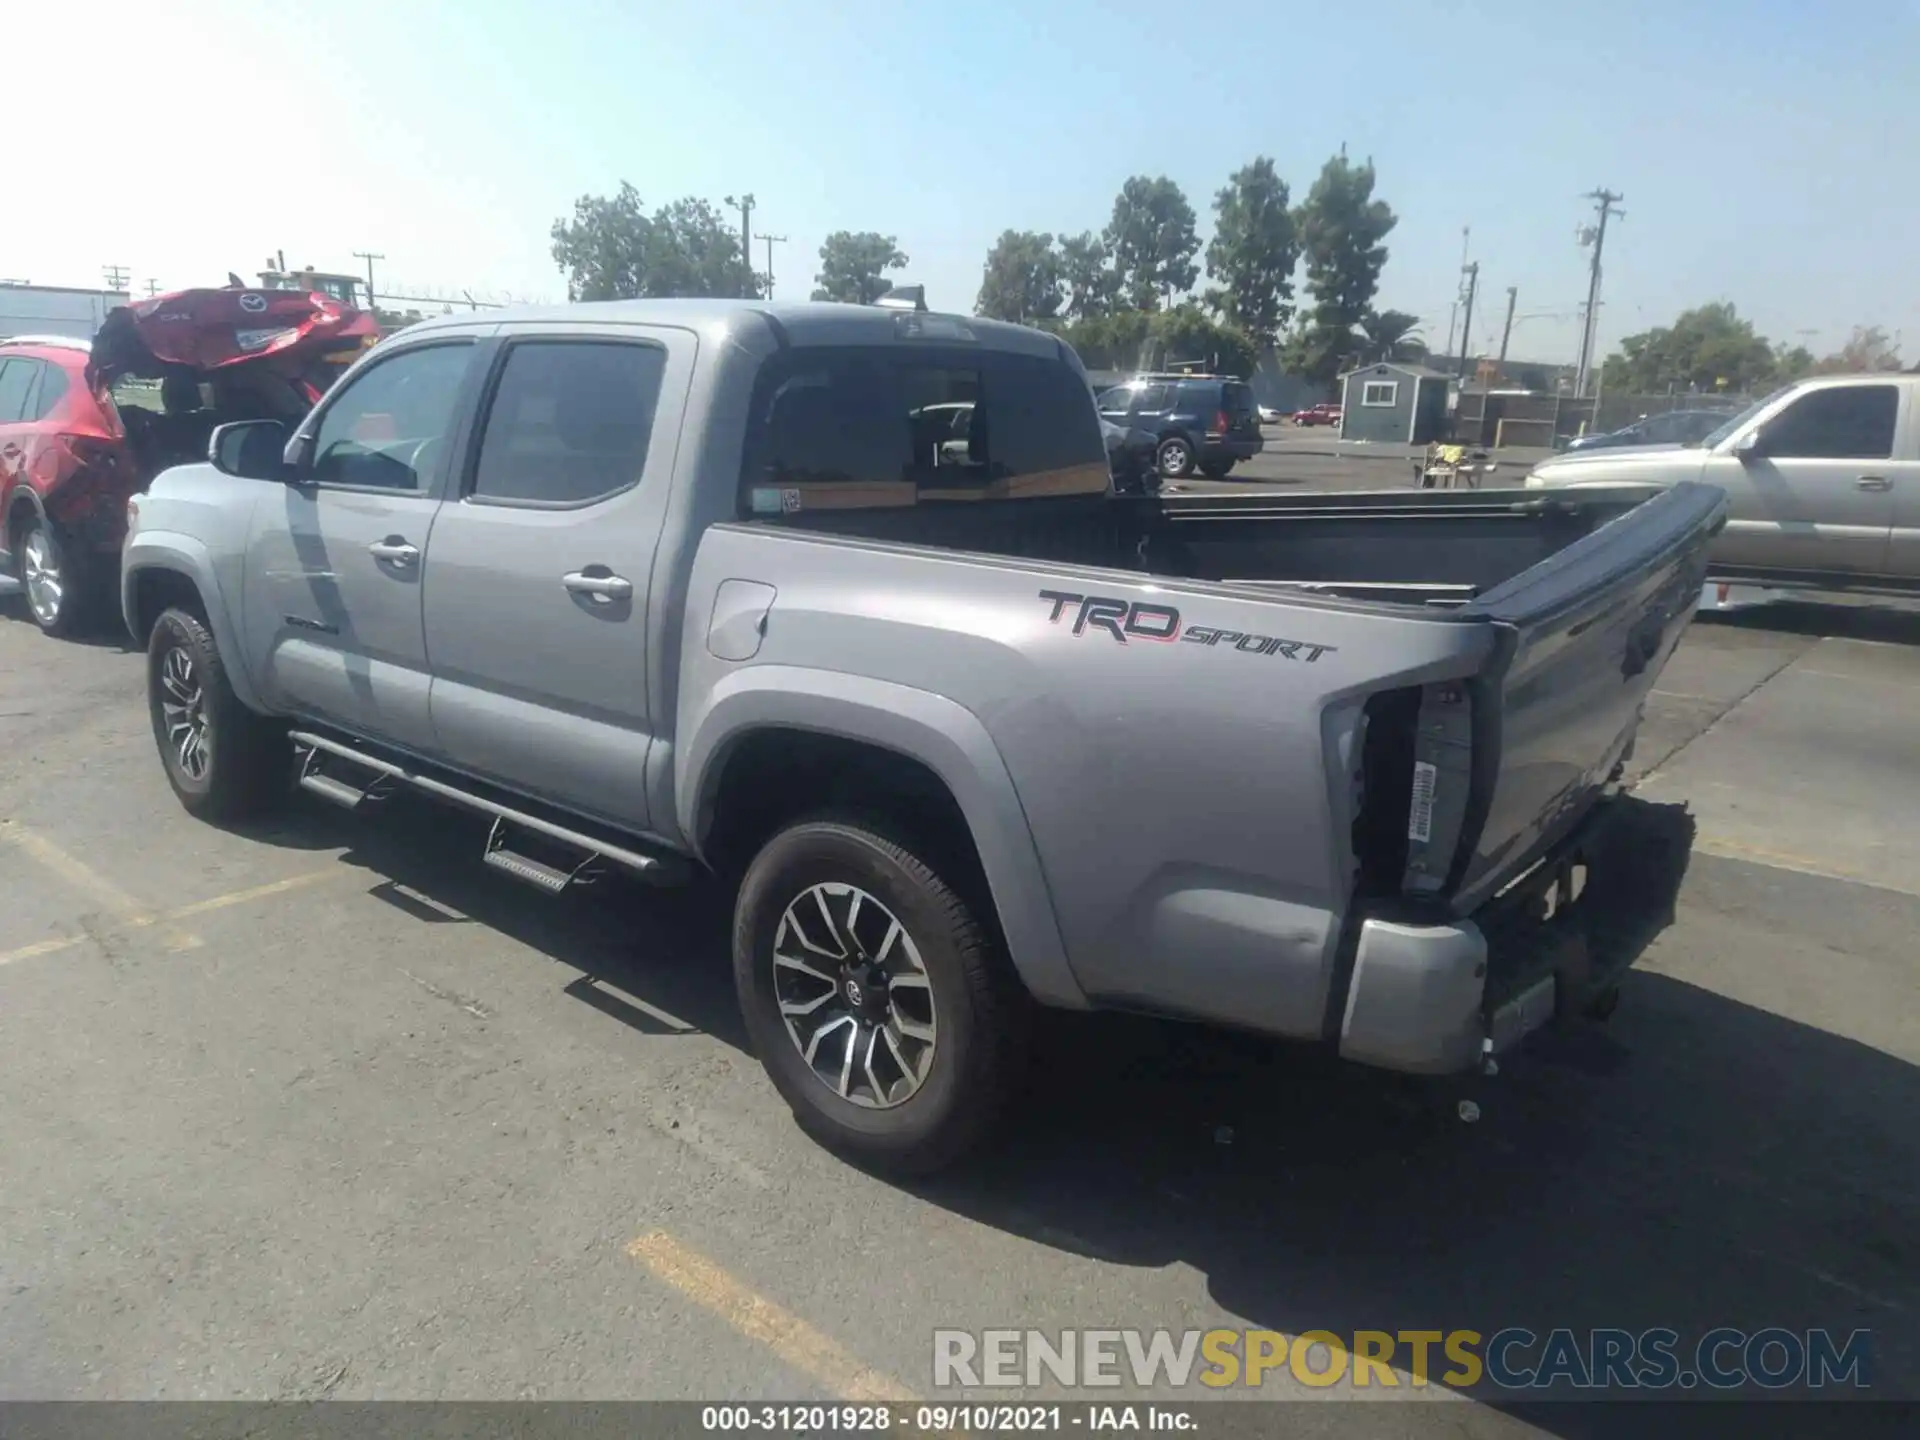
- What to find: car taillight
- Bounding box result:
[1210,409,1229,435]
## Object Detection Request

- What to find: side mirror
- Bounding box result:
[208,420,293,481]
[1732,430,1764,461]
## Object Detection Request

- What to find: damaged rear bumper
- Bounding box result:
[1336,796,1688,1075]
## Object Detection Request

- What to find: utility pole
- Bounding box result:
[1456,262,1480,380]
[102,265,130,293]
[353,250,385,312]
[1442,225,1470,363]
[725,194,756,294]
[145,279,162,298]
[759,234,787,300]
[1573,188,1625,398]
[1495,286,1519,378]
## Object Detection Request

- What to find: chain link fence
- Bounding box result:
[1453,390,1756,449]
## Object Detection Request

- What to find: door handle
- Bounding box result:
[368,538,419,565]
[1857,476,1893,491]
[563,569,633,603]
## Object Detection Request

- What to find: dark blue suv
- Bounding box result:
[1096,374,1265,479]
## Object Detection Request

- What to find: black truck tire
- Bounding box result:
[146,605,290,822]
[733,814,1027,1173]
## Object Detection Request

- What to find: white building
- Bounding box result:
[0,283,129,342]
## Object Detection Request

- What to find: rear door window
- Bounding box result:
[470,340,666,506]
[741,347,1109,512]
[0,359,38,423]
[29,363,69,421]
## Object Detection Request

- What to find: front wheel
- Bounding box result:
[146,606,290,822]
[733,815,1028,1173]
[1156,437,1195,478]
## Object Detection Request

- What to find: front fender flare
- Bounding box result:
[121,531,266,713]
[678,665,1086,1010]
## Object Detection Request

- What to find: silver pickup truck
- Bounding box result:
[1527,372,1920,594]
[122,299,1724,1171]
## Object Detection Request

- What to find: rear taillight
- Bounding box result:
[1210,409,1229,436]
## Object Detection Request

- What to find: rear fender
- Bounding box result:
[1,483,47,555]
[677,665,1085,1009]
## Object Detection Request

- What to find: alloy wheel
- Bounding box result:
[21,529,63,628]
[772,882,938,1109]
[158,645,210,781]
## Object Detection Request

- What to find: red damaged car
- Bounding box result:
[0,286,374,636]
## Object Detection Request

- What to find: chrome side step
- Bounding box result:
[289,730,687,891]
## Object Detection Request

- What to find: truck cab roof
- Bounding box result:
[395,298,1072,362]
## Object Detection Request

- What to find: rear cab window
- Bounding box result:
[738,344,1109,516]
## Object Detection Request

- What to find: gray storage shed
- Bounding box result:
[1338,362,1450,445]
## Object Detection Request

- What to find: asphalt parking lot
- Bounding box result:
[1174,425,1556,494]
[1,579,1916,1432]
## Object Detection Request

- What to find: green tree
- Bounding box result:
[1284,153,1398,386]
[1356,308,1425,363]
[1772,344,1817,383]
[811,231,908,304]
[975,230,1064,323]
[1059,231,1121,319]
[1204,157,1298,352]
[1600,304,1779,393]
[1812,325,1903,374]
[550,184,757,301]
[1104,176,1200,311]
[1054,305,1255,379]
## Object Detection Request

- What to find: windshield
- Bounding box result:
[1699,387,1791,449]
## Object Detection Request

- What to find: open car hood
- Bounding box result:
[85,287,378,388]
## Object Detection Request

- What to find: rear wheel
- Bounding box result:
[1199,458,1234,480]
[1156,436,1195,478]
[733,814,1028,1173]
[146,605,290,822]
[13,518,95,638]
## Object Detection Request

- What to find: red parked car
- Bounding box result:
[1292,402,1343,427]
[0,287,375,635]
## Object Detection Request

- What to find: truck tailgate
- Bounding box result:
[1437,481,1725,912]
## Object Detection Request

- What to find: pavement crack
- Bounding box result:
[1633,640,1811,789]
[400,968,494,1020]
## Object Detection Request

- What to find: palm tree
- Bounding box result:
[1357,309,1427,363]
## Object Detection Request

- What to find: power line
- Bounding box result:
[759,234,788,299]
[1573,188,1625,398]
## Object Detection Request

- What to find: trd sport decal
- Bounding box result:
[1037,590,1335,662]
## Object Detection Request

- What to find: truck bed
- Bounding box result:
[757,484,1670,607]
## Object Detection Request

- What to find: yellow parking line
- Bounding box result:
[1,819,201,952]
[626,1231,918,1402]
[0,868,341,968]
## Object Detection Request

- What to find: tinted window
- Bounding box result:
[1764,385,1898,460]
[471,341,665,505]
[1133,383,1171,411]
[741,347,1108,511]
[309,343,473,490]
[30,363,70,421]
[0,359,38,423]
[1096,386,1135,416]
[1221,382,1256,415]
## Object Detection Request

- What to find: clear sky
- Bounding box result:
[11,0,1918,365]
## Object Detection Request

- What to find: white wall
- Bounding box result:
[0,287,127,341]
